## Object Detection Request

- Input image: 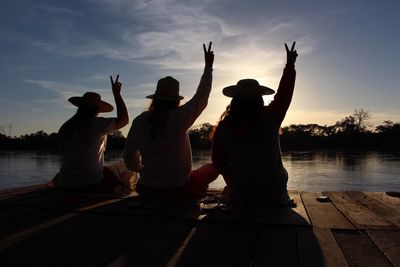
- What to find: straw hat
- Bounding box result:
[146,76,184,101]
[68,92,114,113]
[223,79,275,98]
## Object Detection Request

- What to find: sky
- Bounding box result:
[1,0,399,136]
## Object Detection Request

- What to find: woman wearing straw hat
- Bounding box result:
[53,75,129,194]
[212,42,298,205]
[123,42,218,199]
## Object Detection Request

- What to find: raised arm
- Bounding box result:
[268,42,298,123]
[110,74,129,129]
[179,42,214,129]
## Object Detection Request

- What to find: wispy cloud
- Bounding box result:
[0,97,43,112]
[32,0,316,80]
[21,79,102,107]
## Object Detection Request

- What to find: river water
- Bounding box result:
[0,150,399,192]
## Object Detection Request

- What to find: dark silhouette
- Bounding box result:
[212,42,298,205]
[51,75,129,194]
[123,42,219,200]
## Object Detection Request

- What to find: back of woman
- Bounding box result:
[213,100,287,202]
[123,42,218,199]
[128,105,193,187]
[58,114,114,187]
[212,42,298,204]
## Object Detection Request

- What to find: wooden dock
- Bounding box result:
[0,185,399,266]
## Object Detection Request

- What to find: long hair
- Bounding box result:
[147,99,180,140]
[213,96,264,139]
[58,106,98,148]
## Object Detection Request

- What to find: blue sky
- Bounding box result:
[1,0,399,136]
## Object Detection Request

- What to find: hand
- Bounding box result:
[203,42,214,68]
[110,74,122,95]
[285,42,298,65]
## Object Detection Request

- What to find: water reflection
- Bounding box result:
[0,150,399,192]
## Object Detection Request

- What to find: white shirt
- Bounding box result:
[123,67,212,187]
[57,117,116,187]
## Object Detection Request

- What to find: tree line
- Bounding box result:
[1,110,400,151]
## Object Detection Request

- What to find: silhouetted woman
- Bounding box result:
[212,42,298,205]
[123,42,218,199]
[53,75,129,194]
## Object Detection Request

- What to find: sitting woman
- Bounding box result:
[53,75,129,194]
[212,42,298,205]
[123,42,218,200]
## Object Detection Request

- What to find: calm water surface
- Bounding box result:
[1,150,399,192]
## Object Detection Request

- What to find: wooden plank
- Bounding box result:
[0,207,67,241]
[367,230,400,267]
[0,189,50,209]
[296,227,327,267]
[0,212,168,267]
[0,184,46,199]
[171,222,259,267]
[301,192,355,229]
[308,227,349,267]
[347,191,400,228]
[332,229,392,267]
[287,191,311,225]
[107,204,202,267]
[367,192,400,210]
[324,192,397,230]
[0,198,122,250]
[252,225,298,266]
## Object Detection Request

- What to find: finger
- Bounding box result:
[110,75,114,85]
[203,43,207,54]
[291,41,296,52]
[285,43,289,53]
[115,74,120,83]
[208,41,212,52]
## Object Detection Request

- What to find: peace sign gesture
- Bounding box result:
[110,74,122,95]
[285,42,298,65]
[203,42,214,68]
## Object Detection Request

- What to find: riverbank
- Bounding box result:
[0,185,399,266]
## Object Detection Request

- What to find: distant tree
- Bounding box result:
[333,109,371,134]
[107,130,126,150]
[375,120,400,134]
[353,109,371,132]
[333,115,357,134]
[188,123,214,149]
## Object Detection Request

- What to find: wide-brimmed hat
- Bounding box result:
[68,92,114,113]
[146,76,184,101]
[223,79,275,98]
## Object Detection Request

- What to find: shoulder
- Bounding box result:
[132,111,149,125]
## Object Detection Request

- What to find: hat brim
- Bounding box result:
[222,85,275,98]
[146,94,184,101]
[68,97,114,113]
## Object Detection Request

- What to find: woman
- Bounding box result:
[123,42,218,199]
[212,42,298,205]
[53,75,129,194]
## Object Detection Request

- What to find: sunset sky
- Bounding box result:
[1,0,399,136]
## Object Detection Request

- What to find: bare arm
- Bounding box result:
[268,42,298,124]
[110,74,129,129]
[179,42,214,129]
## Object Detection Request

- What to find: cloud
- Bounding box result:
[40,4,84,16]
[31,0,316,78]
[21,79,102,107]
[0,97,43,112]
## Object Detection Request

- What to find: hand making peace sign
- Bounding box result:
[203,42,214,68]
[110,74,122,95]
[285,42,298,65]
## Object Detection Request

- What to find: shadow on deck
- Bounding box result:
[0,185,399,266]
